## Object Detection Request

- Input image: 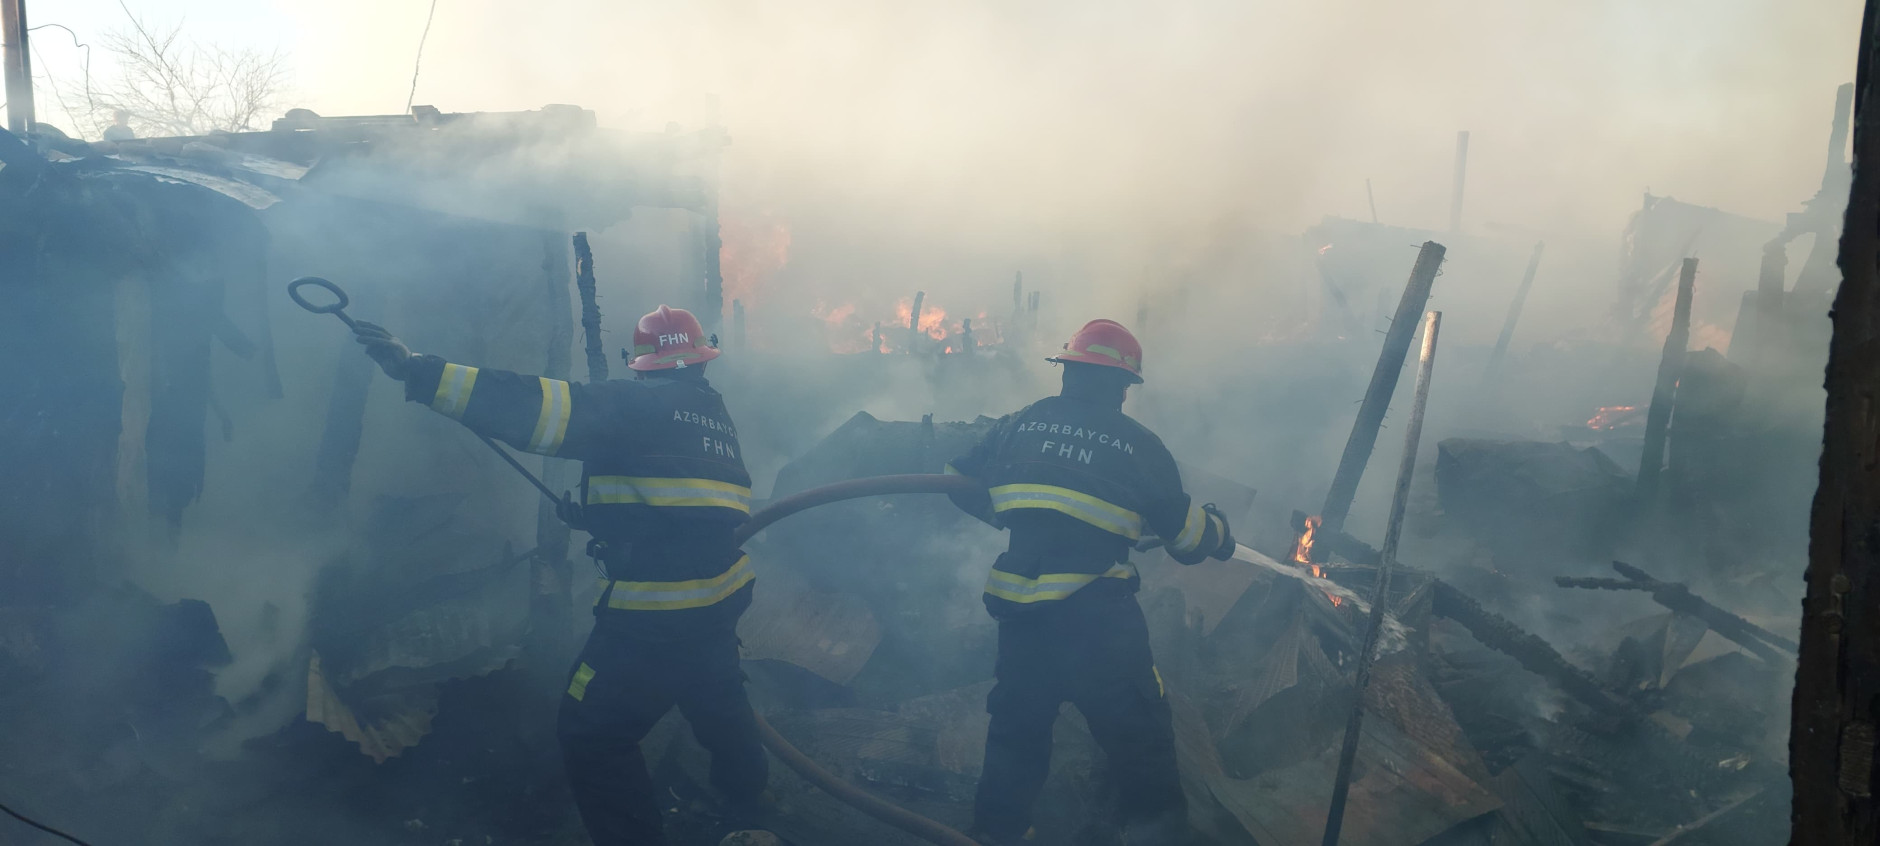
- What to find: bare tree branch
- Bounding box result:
[90,8,290,139]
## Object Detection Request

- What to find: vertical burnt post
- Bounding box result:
[1,0,34,134]
[1792,3,1880,841]
[1743,238,1790,372]
[1322,311,1443,846]
[1796,84,1860,299]
[1319,241,1445,534]
[1483,241,1545,384]
[573,232,608,383]
[908,290,926,354]
[1635,258,1696,502]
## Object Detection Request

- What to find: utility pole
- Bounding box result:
[1,0,34,134]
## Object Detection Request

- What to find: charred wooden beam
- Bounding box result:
[1432,579,1636,720]
[1483,241,1544,384]
[1319,241,1446,533]
[573,232,608,382]
[1611,561,1795,652]
[908,290,926,353]
[1794,63,1880,815]
[1554,570,1792,665]
[1636,258,1696,502]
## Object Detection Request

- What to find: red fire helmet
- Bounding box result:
[1047,319,1143,383]
[628,305,720,371]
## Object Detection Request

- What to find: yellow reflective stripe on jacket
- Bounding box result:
[595,555,755,611]
[567,662,596,701]
[1170,503,1209,553]
[988,484,1143,539]
[527,378,573,455]
[982,562,1137,604]
[430,363,479,420]
[585,476,753,514]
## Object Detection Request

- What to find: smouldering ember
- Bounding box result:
[1586,405,1645,430]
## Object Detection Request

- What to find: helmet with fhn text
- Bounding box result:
[1047,319,1143,383]
[627,305,720,371]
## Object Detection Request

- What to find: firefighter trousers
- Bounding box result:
[972,595,1186,838]
[557,623,768,845]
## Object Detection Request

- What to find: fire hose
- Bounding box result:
[735,474,983,846]
[287,281,980,843]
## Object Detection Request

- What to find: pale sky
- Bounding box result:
[16,0,1866,326]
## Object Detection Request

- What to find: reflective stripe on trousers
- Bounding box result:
[983,561,1138,604]
[988,483,1143,539]
[586,475,753,514]
[594,554,755,611]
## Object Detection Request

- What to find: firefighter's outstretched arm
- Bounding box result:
[353,321,608,461]
[1140,447,1236,565]
[941,416,1010,525]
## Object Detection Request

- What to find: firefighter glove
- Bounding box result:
[353,321,412,381]
[1205,503,1236,561]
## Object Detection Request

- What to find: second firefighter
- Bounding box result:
[946,318,1236,845]
[353,305,766,846]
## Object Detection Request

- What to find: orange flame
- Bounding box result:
[1290,515,1321,565]
[808,297,1006,354]
[720,214,791,316]
[1290,515,1342,607]
[895,298,950,341]
[1586,405,1643,430]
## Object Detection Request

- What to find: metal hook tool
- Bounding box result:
[287,276,565,507]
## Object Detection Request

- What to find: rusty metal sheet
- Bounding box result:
[305,651,438,764]
[1488,755,1591,846]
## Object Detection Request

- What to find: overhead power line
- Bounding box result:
[405,0,438,114]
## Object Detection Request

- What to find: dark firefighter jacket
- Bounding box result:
[946,392,1227,618]
[403,355,753,639]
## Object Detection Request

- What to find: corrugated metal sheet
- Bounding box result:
[120,165,283,209]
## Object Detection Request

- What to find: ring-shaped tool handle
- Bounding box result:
[288,277,357,328]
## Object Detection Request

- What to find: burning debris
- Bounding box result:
[0,24,1840,841]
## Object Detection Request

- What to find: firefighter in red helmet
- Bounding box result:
[352,305,767,845]
[945,319,1235,844]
